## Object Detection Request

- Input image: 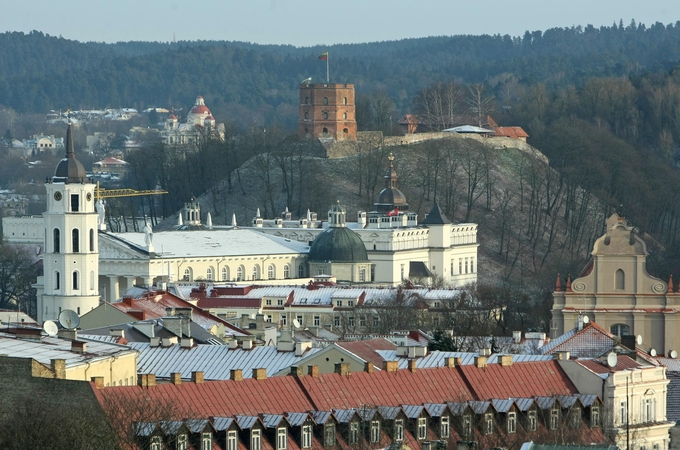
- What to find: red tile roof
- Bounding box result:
[458,361,577,399]
[336,339,396,369]
[576,355,643,374]
[494,126,529,138]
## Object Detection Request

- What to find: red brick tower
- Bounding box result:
[298,83,357,141]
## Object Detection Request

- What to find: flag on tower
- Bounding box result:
[318,52,328,60]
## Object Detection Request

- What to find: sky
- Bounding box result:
[1,0,678,46]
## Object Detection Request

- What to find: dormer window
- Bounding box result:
[507,412,516,433]
[277,427,287,450]
[440,416,450,439]
[251,429,261,450]
[550,409,560,430]
[337,300,343,307]
[324,424,335,447]
[370,421,380,443]
[349,422,359,444]
[277,299,284,306]
[591,406,600,427]
[417,417,427,440]
[227,431,238,450]
[201,433,212,450]
[177,433,188,450]
[150,436,162,450]
[394,419,404,442]
[302,425,312,449]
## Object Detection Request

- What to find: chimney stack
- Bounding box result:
[408,359,417,373]
[191,371,204,384]
[383,361,399,373]
[500,355,513,367]
[139,373,157,387]
[444,357,456,368]
[231,369,243,381]
[170,372,182,385]
[474,356,487,369]
[290,366,303,377]
[364,362,374,373]
[50,359,66,379]
[253,368,267,381]
[91,376,105,389]
[334,362,351,376]
[307,365,319,378]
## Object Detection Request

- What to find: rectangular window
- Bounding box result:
[591,406,600,427]
[349,422,359,444]
[465,257,469,274]
[251,430,261,450]
[151,436,162,450]
[462,415,472,437]
[620,400,627,426]
[440,416,450,439]
[348,301,354,307]
[395,419,404,442]
[433,317,439,328]
[177,434,188,450]
[348,316,355,327]
[528,411,537,431]
[281,315,287,326]
[227,431,238,450]
[484,413,493,435]
[417,417,427,440]
[296,315,303,327]
[373,316,379,326]
[570,408,581,428]
[370,421,380,443]
[266,315,272,322]
[401,264,405,280]
[324,424,335,447]
[277,428,287,450]
[334,316,340,327]
[507,412,516,433]
[302,425,312,449]
[71,194,79,212]
[266,299,272,306]
[337,300,343,307]
[450,260,454,276]
[470,257,475,273]
[314,316,320,326]
[277,299,284,306]
[359,316,366,326]
[201,433,212,450]
[550,409,560,430]
[459,258,462,274]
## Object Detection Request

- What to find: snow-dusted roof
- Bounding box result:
[108,229,310,258]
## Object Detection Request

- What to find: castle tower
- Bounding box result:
[39,123,100,322]
[298,82,357,141]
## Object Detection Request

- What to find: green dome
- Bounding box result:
[309,227,369,263]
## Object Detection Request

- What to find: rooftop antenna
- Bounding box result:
[58,309,80,330]
[43,320,58,337]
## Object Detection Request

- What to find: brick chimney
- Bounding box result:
[253,368,267,381]
[91,376,105,389]
[122,295,134,306]
[191,371,205,384]
[290,366,303,377]
[444,357,455,368]
[364,362,374,374]
[170,373,182,385]
[231,369,244,381]
[139,373,157,387]
[334,362,350,376]
[51,359,66,379]
[408,359,417,373]
[383,361,399,373]
[500,355,513,367]
[474,356,487,369]
[71,340,87,353]
[307,365,319,378]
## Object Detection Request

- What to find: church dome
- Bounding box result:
[190,105,210,115]
[54,123,87,184]
[309,227,369,263]
[167,113,177,121]
[374,153,409,212]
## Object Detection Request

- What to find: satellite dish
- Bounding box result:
[607,352,618,368]
[293,319,301,328]
[582,315,590,324]
[671,350,678,359]
[650,348,657,357]
[636,335,643,346]
[43,320,58,337]
[58,309,80,330]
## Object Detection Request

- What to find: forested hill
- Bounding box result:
[2,21,680,127]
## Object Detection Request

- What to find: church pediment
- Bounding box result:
[99,234,147,260]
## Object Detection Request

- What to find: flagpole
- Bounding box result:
[326,53,330,83]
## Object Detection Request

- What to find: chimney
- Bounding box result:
[290,366,303,377]
[170,372,182,385]
[231,369,244,381]
[150,337,161,347]
[51,359,66,379]
[253,368,267,381]
[307,365,319,378]
[128,310,146,321]
[110,329,125,339]
[180,337,194,348]
[334,362,351,376]
[14,327,42,340]
[408,359,417,373]
[91,376,105,389]
[455,357,463,366]
[512,331,521,343]
[383,361,399,373]
[71,340,87,353]
[122,295,134,306]
[242,339,254,350]
[553,351,570,361]
[191,371,204,384]
[500,355,513,367]
[474,356,487,369]
[364,362,374,374]
[139,373,157,387]
[444,357,455,368]
[57,329,77,340]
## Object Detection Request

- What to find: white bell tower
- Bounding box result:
[38,123,100,322]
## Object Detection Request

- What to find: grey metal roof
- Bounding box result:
[575,394,598,407]
[186,419,210,433]
[512,398,535,412]
[423,403,447,417]
[160,420,184,435]
[332,409,357,423]
[557,396,577,409]
[468,401,491,414]
[285,412,309,427]
[535,397,557,409]
[447,402,468,416]
[236,416,259,430]
[357,408,378,421]
[401,405,424,419]
[310,411,331,424]
[491,399,514,413]
[262,414,285,428]
[212,417,234,431]
[134,422,157,437]
[130,342,320,380]
[487,354,553,364]
[377,406,401,420]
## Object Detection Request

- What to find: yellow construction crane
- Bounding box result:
[95,182,168,200]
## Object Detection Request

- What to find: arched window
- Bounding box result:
[89,228,95,252]
[305,97,309,104]
[298,264,305,278]
[55,271,60,290]
[359,268,366,282]
[323,127,328,133]
[222,266,229,281]
[90,270,95,291]
[323,112,328,120]
[323,97,328,105]
[284,265,290,279]
[342,112,347,119]
[72,228,79,253]
[183,268,191,281]
[53,228,60,253]
[304,112,309,119]
[206,267,213,280]
[253,264,260,280]
[343,128,349,134]
[237,265,244,281]
[72,271,79,290]
[615,269,625,290]
[610,323,630,337]
[268,264,275,280]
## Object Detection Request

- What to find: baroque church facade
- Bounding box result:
[160,95,225,146]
